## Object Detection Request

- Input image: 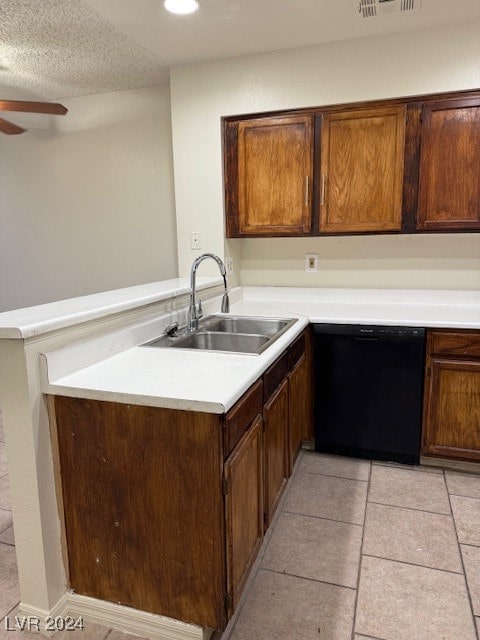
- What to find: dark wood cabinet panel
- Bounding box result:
[430,330,480,359]
[263,378,289,528]
[319,106,406,234]
[224,379,263,457]
[423,330,480,462]
[417,98,480,231]
[226,115,313,236]
[288,354,309,472]
[263,349,289,403]
[423,358,480,461]
[224,88,480,238]
[224,415,263,615]
[55,397,226,629]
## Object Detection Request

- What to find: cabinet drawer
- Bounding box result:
[263,351,289,402]
[288,331,306,370]
[430,331,480,358]
[224,380,263,457]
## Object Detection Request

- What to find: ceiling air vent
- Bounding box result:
[357,0,422,18]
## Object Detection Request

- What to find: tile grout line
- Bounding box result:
[365,499,456,519]
[371,462,443,474]
[0,539,14,548]
[448,492,480,501]
[362,553,464,576]
[280,509,364,528]
[367,499,451,516]
[443,469,480,640]
[260,566,357,591]
[299,467,369,482]
[350,460,372,640]
[461,542,480,550]
[298,468,369,483]
[0,601,21,624]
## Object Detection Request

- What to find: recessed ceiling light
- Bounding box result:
[164,0,199,15]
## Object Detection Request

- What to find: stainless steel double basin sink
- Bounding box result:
[142,315,297,355]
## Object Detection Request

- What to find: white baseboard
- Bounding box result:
[19,593,212,640]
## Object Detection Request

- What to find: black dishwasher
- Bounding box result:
[313,324,426,464]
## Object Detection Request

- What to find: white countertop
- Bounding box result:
[0,277,223,339]
[40,286,480,414]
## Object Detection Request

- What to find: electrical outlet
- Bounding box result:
[190,232,202,250]
[305,254,319,273]
[225,256,234,276]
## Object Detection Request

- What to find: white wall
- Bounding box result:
[170,20,480,290]
[0,86,177,311]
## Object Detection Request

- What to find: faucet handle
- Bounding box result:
[197,299,203,319]
[164,322,179,337]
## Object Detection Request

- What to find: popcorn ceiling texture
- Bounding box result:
[0,0,169,100]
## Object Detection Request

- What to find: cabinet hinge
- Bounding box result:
[223,478,229,495]
[427,366,431,377]
[225,593,233,612]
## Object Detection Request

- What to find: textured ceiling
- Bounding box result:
[0,0,169,100]
[1,0,480,102]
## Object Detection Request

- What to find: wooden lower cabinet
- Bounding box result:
[423,330,480,461]
[52,328,314,631]
[263,378,289,528]
[224,415,263,616]
[288,351,312,472]
[54,398,227,630]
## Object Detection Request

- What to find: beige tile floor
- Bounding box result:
[1,421,480,640]
[222,451,480,640]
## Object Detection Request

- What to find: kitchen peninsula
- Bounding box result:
[1,281,480,640]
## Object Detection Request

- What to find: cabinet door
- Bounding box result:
[54,398,226,629]
[230,115,313,236]
[264,378,289,528]
[319,106,406,233]
[288,354,309,472]
[417,98,480,231]
[423,357,480,461]
[224,416,264,616]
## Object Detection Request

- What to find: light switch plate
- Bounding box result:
[305,254,319,273]
[190,232,202,250]
[225,257,234,276]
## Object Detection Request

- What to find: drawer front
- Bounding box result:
[224,379,263,457]
[263,350,290,403]
[288,331,306,370]
[430,330,480,358]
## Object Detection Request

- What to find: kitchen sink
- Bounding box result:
[171,331,270,353]
[202,315,293,336]
[142,315,297,355]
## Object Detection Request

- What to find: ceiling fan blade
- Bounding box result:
[0,100,68,115]
[0,116,26,135]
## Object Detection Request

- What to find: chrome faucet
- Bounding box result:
[188,253,230,331]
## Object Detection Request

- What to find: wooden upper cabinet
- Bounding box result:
[319,106,406,234]
[417,98,480,231]
[226,115,313,236]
